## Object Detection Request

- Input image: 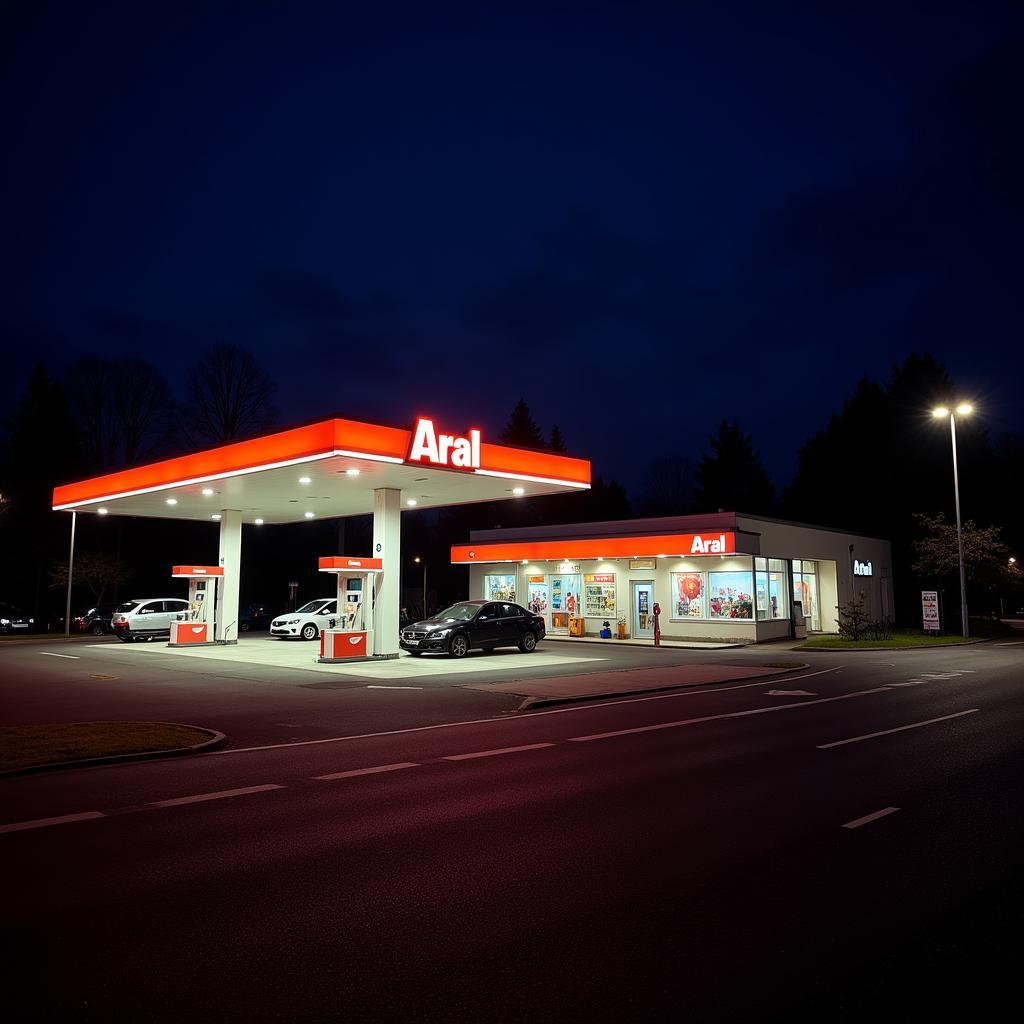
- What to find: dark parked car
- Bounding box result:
[239,603,272,632]
[399,599,545,658]
[0,602,36,634]
[72,605,115,635]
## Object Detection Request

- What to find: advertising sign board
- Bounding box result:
[921,590,940,632]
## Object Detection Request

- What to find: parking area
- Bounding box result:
[102,636,603,679]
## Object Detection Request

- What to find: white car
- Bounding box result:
[111,598,190,642]
[270,599,338,640]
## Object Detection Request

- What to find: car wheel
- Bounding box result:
[239,621,250,632]
[90,623,105,635]
[118,635,133,643]
[301,623,319,641]
[518,631,537,653]
[449,634,469,659]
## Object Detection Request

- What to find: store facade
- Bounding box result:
[452,513,893,643]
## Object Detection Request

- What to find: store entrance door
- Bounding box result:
[526,577,549,628]
[549,573,581,634]
[632,581,655,639]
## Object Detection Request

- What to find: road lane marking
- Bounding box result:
[566,686,892,743]
[444,743,555,761]
[366,685,423,690]
[39,652,80,659]
[0,811,105,835]
[994,641,1024,646]
[213,667,845,756]
[314,762,419,781]
[150,784,284,808]
[843,807,900,830]
[816,709,980,749]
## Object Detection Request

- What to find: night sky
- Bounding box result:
[3,2,1021,496]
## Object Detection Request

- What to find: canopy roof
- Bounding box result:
[52,417,591,524]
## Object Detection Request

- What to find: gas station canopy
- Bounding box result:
[52,416,591,522]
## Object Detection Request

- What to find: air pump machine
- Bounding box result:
[316,556,382,662]
[168,565,223,646]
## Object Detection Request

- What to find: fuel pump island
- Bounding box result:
[168,565,223,646]
[316,555,383,663]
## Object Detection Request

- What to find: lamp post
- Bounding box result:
[414,556,427,619]
[932,403,973,637]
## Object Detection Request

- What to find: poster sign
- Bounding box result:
[921,591,940,632]
[630,558,656,570]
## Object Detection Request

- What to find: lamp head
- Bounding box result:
[932,406,949,418]
[955,403,973,416]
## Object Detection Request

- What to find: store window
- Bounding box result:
[707,570,753,619]
[484,574,517,603]
[671,572,706,620]
[791,560,819,631]
[756,558,789,620]
[583,573,616,617]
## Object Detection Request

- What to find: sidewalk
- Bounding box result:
[461,661,805,709]
[544,634,745,651]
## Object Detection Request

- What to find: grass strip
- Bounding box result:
[797,632,976,650]
[0,722,213,772]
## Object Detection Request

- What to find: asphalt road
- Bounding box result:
[2,641,1022,1021]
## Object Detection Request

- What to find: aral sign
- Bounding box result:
[408,418,481,469]
[690,533,730,554]
[853,559,873,577]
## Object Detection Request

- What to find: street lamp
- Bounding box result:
[413,556,427,619]
[932,403,973,637]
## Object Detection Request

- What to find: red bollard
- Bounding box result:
[653,602,661,647]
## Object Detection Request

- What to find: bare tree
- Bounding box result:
[50,551,133,605]
[65,358,175,470]
[186,344,277,445]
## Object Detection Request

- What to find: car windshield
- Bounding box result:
[433,603,480,622]
[295,600,330,613]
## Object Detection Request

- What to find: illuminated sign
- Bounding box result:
[690,534,729,554]
[408,418,481,469]
[853,559,873,577]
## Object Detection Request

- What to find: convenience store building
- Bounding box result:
[452,513,893,643]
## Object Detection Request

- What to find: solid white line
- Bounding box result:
[211,667,844,756]
[314,762,419,781]
[816,709,980,749]
[566,686,892,743]
[444,743,555,761]
[39,652,80,659]
[150,784,284,808]
[0,811,105,835]
[366,685,423,690]
[843,807,900,830]
[994,641,1024,646]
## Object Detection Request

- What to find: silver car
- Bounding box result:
[270,599,338,640]
[111,598,190,642]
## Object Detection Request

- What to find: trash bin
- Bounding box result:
[792,601,807,640]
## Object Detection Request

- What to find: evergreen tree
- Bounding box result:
[548,424,567,453]
[500,398,546,449]
[694,421,774,512]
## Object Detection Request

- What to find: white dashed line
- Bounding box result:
[150,784,284,808]
[314,762,419,781]
[444,743,555,761]
[816,709,980,749]
[366,685,423,690]
[842,807,900,830]
[0,811,106,835]
[39,652,80,659]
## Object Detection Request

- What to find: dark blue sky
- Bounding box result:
[3,2,1021,495]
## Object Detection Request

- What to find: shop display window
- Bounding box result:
[583,573,616,617]
[484,574,517,603]
[791,560,819,631]
[671,572,706,619]
[756,559,789,620]
[707,571,753,619]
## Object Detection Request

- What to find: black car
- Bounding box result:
[399,599,545,658]
[0,602,36,634]
[239,603,272,632]
[72,605,115,635]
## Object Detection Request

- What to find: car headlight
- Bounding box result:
[285,619,299,625]
[28,618,34,624]
[0,618,9,625]
[430,627,452,638]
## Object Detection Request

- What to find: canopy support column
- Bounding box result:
[372,488,401,656]
[216,509,242,643]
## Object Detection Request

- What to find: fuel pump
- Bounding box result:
[316,556,382,662]
[653,601,662,648]
[169,565,223,646]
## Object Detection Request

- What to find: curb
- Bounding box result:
[795,638,990,652]
[0,725,228,778]
[515,664,811,711]
[543,636,748,651]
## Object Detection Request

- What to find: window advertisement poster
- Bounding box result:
[672,573,705,619]
[921,590,940,632]
[583,573,616,617]
[484,574,517,603]
[708,571,753,619]
[527,577,548,615]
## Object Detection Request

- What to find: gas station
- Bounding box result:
[52,415,592,669]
